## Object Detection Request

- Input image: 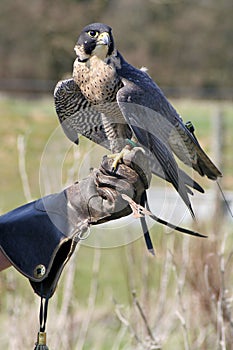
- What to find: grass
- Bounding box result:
[0,95,233,349]
[0,96,57,210]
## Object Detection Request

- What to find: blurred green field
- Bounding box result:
[0,95,233,349]
[0,96,232,212]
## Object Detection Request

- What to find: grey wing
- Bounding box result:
[54,78,110,149]
[117,59,222,181]
[116,68,206,215]
[118,95,197,216]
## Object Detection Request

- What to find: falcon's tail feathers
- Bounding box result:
[185,121,222,180]
[148,133,195,218]
[178,168,205,194]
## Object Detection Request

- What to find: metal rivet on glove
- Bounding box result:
[34,264,46,279]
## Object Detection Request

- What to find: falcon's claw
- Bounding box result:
[108,148,132,171]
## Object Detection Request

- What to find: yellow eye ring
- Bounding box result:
[87,30,99,38]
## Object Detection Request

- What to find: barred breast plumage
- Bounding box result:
[73,54,131,152]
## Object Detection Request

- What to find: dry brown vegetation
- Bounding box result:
[0,97,232,349]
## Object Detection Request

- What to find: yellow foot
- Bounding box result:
[108,146,146,171]
[108,148,132,171]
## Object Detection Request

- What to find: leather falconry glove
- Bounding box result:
[0,148,151,299]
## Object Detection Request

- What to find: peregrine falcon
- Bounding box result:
[54,23,222,217]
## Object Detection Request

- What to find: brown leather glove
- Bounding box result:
[66,147,151,227]
[0,148,151,298]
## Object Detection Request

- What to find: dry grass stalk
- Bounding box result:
[17,134,33,202]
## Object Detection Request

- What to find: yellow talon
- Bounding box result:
[108,148,132,171]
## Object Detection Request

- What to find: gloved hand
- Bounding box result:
[66,147,151,227]
[0,148,151,297]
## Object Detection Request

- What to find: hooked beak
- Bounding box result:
[96,32,110,46]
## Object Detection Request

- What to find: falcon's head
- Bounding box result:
[74,23,115,62]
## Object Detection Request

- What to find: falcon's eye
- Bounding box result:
[87,30,99,38]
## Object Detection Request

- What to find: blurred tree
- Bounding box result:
[0,0,232,95]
